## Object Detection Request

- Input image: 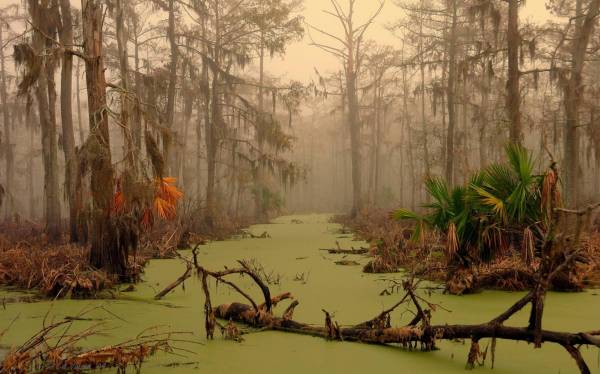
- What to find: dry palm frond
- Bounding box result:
[446,222,459,260]
[542,168,561,221]
[112,176,183,229]
[153,177,183,220]
[521,227,535,266]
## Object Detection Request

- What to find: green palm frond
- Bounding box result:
[424,177,451,207]
[392,209,427,242]
[483,163,517,197]
[472,184,507,223]
[392,143,546,265]
[392,208,422,222]
[505,143,535,184]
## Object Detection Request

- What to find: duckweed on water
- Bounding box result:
[1,214,599,373]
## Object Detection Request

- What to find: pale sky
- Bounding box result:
[0,0,551,83]
[267,0,551,82]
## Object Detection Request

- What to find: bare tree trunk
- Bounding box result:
[461,76,469,183]
[132,16,142,150]
[115,0,135,170]
[82,0,125,276]
[418,3,431,185]
[28,122,35,219]
[564,0,600,208]
[29,0,61,240]
[205,0,222,227]
[347,51,362,217]
[59,0,79,242]
[195,95,203,202]
[479,60,490,168]
[445,0,457,185]
[165,0,178,174]
[254,33,267,221]
[373,84,384,206]
[0,26,13,220]
[507,0,521,144]
[76,58,85,145]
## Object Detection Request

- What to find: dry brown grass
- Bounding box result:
[0,226,114,298]
[1,311,186,373]
[335,211,600,294]
[0,213,256,298]
[0,222,142,298]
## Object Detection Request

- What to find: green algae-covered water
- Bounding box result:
[1,214,599,373]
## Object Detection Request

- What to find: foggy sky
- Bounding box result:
[0,0,551,83]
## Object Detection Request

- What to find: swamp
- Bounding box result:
[0,0,600,373]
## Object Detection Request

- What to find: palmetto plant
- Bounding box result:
[394,144,548,265]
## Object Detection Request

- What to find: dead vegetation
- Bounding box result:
[0,308,191,373]
[334,209,600,294]
[0,224,113,298]
[0,211,263,299]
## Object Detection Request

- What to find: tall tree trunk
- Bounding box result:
[564,0,600,207]
[165,0,178,174]
[479,60,490,168]
[373,83,384,206]
[347,47,362,217]
[29,0,61,240]
[255,33,267,221]
[82,0,125,275]
[132,16,142,150]
[205,0,221,227]
[0,26,13,220]
[59,0,79,242]
[445,0,458,185]
[115,0,135,168]
[28,122,36,219]
[418,1,431,183]
[76,58,85,145]
[461,76,469,182]
[507,0,521,144]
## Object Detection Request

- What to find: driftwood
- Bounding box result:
[183,261,600,373]
[210,276,600,373]
[320,241,368,254]
[321,248,368,255]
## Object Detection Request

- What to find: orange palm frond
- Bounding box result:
[157,177,183,204]
[141,209,153,229]
[154,197,177,220]
[112,191,125,214]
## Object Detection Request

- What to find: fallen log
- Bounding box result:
[320,248,369,255]
[214,300,598,348]
[212,283,599,373]
[319,241,368,254]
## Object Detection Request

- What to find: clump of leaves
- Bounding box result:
[394,144,552,266]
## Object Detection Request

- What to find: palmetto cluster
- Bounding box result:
[394,144,558,267]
